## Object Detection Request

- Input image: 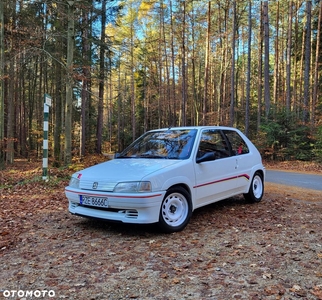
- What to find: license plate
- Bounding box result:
[80,195,109,208]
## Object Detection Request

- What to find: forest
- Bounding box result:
[0,0,322,168]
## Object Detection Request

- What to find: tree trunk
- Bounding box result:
[53,62,63,167]
[291,2,305,117]
[0,0,4,168]
[96,0,106,153]
[202,1,211,125]
[117,53,122,151]
[286,1,293,114]
[273,1,279,112]
[6,55,14,164]
[170,1,176,126]
[230,0,236,127]
[257,2,263,131]
[161,0,171,127]
[216,2,226,125]
[80,9,89,157]
[158,5,163,129]
[65,1,74,164]
[6,0,16,164]
[245,0,252,136]
[263,1,271,119]
[130,7,136,141]
[303,0,311,124]
[312,0,321,126]
[53,4,63,167]
[191,6,199,126]
[203,1,211,126]
[181,1,187,126]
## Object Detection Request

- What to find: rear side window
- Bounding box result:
[223,130,249,155]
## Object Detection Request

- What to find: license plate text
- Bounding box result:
[80,196,109,208]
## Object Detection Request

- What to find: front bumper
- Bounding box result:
[65,187,165,224]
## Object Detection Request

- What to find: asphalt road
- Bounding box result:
[266,170,322,191]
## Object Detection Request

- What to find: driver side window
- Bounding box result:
[197,130,230,159]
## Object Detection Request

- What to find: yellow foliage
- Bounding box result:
[105,23,117,39]
[138,1,156,20]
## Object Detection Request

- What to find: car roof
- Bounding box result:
[149,126,239,132]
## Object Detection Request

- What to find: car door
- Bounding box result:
[193,129,238,208]
[222,129,252,193]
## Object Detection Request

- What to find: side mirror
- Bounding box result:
[196,152,216,163]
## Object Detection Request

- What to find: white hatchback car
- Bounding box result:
[65,126,265,232]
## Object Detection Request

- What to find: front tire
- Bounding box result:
[244,172,264,203]
[158,186,192,233]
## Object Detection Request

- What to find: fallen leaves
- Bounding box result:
[262,273,273,279]
[264,284,285,296]
[172,278,180,284]
[290,285,307,297]
[264,160,322,174]
[311,286,322,300]
[0,158,322,299]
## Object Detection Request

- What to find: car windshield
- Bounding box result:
[118,129,197,159]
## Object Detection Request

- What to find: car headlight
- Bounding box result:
[113,181,152,193]
[69,176,80,188]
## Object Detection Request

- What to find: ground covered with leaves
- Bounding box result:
[0,157,322,299]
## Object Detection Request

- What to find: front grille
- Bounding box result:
[80,180,116,191]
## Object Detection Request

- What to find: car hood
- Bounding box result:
[75,158,182,191]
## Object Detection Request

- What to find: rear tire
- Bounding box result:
[158,186,192,233]
[244,172,264,203]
